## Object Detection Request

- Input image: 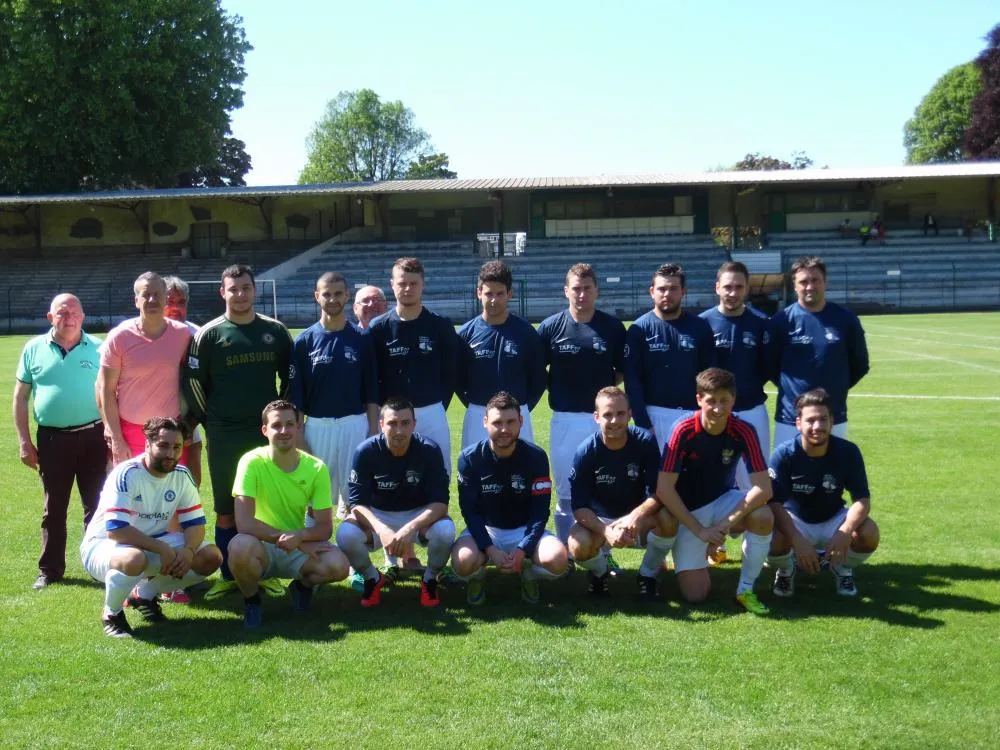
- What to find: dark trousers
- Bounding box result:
[36,423,107,579]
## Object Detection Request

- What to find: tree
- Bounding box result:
[405,152,457,180]
[966,23,1000,159]
[175,136,252,188]
[903,63,981,163]
[0,0,251,194]
[299,89,452,183]
[733,151,813,171]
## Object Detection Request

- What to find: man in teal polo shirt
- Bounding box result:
[13,294,107,590]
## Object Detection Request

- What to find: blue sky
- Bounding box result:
[223,0,998,186]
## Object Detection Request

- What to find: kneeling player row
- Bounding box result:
[82,369,879,636]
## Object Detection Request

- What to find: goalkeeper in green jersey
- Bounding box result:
[182,264,293,600]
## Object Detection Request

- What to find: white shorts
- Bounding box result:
[460,524,555,554]
[647,406,689,451]
[673,489,745,573]
[304,412,369,505]
[549,411,599,513]
[81,532,210,581]
[462,403,534,449]
[789,507,849,548]
[356,506,444,551]
[773,421,848,450]
[734,403,769,491]
[415,402,451,476]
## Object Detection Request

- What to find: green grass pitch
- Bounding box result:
[0,312,998,748]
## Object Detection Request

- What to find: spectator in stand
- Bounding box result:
[923,213,938,237]
[872,215,886,246]
[858,220,871,247]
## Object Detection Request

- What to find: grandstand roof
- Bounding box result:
[2,162,999,205]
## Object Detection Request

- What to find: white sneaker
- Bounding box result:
[833,566,857,597]
[773,567,795,597]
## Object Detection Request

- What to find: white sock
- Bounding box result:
[737,531,773,595]
[639,532,675,578]
[424,518,456,578]
[575,552,609,577]
[334,522,376,579]
[768,551,795,573]
[136,569,207,599]
[554,511,573,545]
[457,565,486,582]
[522,561,561,581]
[847,550,872,568]
[104,569,143,615]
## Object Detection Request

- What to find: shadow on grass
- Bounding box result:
[132,560,999,646]
[631,561,1000,629]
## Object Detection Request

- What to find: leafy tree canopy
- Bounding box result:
[904,62,981,163]
[966,23,1000,159]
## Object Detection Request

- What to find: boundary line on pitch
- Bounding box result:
[848,393,1000,401]
[865,323,1000,343]
[882,348,1000,375]
[867,332,1000,353]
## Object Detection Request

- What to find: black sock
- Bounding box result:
[245,592,261,606]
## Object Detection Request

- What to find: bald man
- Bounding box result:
[353,285,387,330]
[14,294,106,589]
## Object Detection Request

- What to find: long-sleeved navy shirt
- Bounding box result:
[289,322,377,418]
[348,433,449,512]
[457,439,551,556]
[537,309,626,413]
[456,314,545,409]
[768,302,869,425]
[624,310,715,428]
[368,307,458,409]
[569,425,661,519]
[699,305,770,412]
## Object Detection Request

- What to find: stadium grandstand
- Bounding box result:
[1,162,998,331]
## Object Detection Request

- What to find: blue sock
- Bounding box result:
[215,525,238,580]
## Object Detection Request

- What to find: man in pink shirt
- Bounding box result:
[97,272,192,466]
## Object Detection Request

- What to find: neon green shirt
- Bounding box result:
[232,447,332,532]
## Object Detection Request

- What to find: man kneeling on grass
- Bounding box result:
[656,368,774,615]
[336,396,455,608]
[767,388,880,599]
[80,417,221,638]
[451,392,568,605]
[228,400,349,630]
[568,387,678,599]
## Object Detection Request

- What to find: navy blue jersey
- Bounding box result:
[569,425,661,518]
[768,302,869,425]
[289,322,377,418]
[661,413,767,511]
[768,436,870,524]
[699,305,770,412]
[537,309,626,413]
[457,439,552,556]
[368,307,458,409]
[624,310,715,428]
[348,433,449,512]
[456,314,546,408]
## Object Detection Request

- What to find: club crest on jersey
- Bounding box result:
[679,335,696,351]
[721,448,735,465]
[742,331,757,347]
[503,341,519,357]
[824,328,840,343]
[822,474,838,493]
[592,336,607,353]
[262,333,275,344]
[289,364,297,380]
[164,490,176,503]
[626,463,640,480]
[510,474,526,491]
[219,338,233,348]
[343,346,358,363]
[418,336,434,353]
[531,477,552,495]
[405,470,421,485]
[80,360,96,369]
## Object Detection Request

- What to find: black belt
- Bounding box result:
[41,419,103,433]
